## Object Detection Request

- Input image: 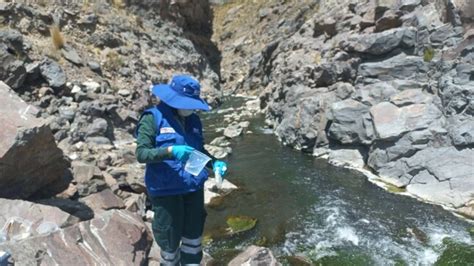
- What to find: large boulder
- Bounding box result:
[342,27,415,56]
[358,53,428,82]
[369,102,442,140]
[229,245,281,266]
[0,82,70,199]
[0,210,152,265]
[374,147,474,207]
[328,99,372,144]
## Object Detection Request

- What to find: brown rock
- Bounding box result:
[71,161,107,197]
[0,210,152,265]
[0,81,70,199]
[124,193,147,217]
[375,9,402,32]
[80,189,125,212]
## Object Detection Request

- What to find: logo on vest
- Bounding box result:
[193,128,200,134]
[160,127,176,134]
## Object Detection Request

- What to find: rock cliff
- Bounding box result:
[213,0,474,217]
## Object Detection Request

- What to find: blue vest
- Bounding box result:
[140,104,208,196]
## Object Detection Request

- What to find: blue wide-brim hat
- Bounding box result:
[151,75,210,111]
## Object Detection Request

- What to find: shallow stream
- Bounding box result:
[200,98,473,265]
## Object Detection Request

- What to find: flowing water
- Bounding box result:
[200,98,474,265]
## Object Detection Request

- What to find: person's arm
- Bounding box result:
[136,113,173,163]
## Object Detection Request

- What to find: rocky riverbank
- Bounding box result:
[212,0,474,219]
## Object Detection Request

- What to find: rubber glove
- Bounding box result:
[213,161,228,177]
[170,145,194,162]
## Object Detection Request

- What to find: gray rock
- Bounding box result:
[86,118,108,137]
[0,29,24,53]
[358,53,428,81]
[0,210,152,265]
[438,66,474,115]
[229,245,281,266]
[89,31,123,48]
[204,144,232,159]
[39,59,67,88]
[210,136,231,147]
[405,147,474,207]
[398,0,421,12]
[224,124,243,138]
[61,45,82,65]
[118,89,131,97]
[85,136,112,145]
[448,116,474,146]
[342,28,414,56]
[352,82,398,106]
[389,89,432,107]
[370,102,442,140]
[328,99,372,144]
[88,61,101,72]
[0,43,26,90]
[430,24,456,44]
[333,82,355,100]
[58,106,76,122]
[0,82,70,199]
[328,149,365,168]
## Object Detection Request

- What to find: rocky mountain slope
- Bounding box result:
[213,0,474,218]
[0,0,226,264]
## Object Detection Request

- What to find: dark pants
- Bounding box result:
[150,189,206,265]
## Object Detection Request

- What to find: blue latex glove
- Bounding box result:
[171,145,194,162]
[213,161,228,177]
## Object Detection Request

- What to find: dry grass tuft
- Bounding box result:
[50,25,65,50]
[112,0,125,8]
[104,50,124,71]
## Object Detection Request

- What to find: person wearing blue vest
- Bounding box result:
[135,74,228,265]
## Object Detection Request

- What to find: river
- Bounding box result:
[200,97,473,265]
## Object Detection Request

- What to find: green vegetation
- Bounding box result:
[423,47,435,62]
[226,215,257,234]
[104,51,123,71]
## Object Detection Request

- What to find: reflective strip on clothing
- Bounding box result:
[180,244,202,255]
[181,236,202,246]
[161,249,180,265]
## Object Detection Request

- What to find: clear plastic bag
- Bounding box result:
[0,217,32,243]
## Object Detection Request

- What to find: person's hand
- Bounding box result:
[213,161,228,177]
[170,145,194,162]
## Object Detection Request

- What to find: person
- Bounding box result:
[135,74,228,265]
